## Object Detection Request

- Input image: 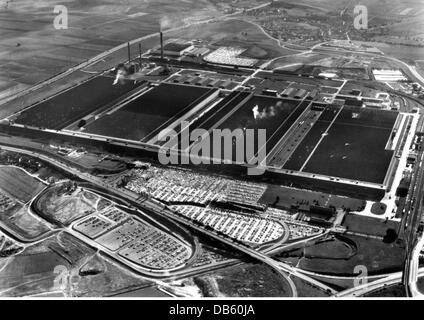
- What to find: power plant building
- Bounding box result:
[163,42,195,57]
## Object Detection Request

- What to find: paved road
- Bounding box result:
[402,137,424,296]
[0,141,345,296]
[0,143,305,296]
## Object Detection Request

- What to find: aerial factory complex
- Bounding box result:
[0,0,423,298]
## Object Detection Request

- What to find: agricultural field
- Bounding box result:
[0,204,51,241]
[14,75,145,130]
[0,230,24,258]
[0,149,69,183]
[0,0,221,102]
[84,83,216,142]
[0,166,46,203]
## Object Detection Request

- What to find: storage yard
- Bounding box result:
[124,165,268,208]
[74,206,193,271]
[0,166,46,203]
[170,205,288,245]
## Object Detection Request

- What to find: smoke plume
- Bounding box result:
[113,68,127,85]
[252,101,283,120]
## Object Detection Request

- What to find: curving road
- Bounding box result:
[0,141,346,297]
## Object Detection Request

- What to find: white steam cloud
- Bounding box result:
[159,15,178,31]
[113,69,126,85]
[252,101,283,120]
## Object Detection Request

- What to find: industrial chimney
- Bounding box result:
[127,42,131,63]
[160,31,164,60]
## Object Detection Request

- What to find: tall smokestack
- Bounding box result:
[160,31,164,60]
[127,42,131,63]
[139,43,142,65]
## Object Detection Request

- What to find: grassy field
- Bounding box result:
[0,204,51,241]
[0,166,46,203]
[0,232,95,297]
[281,234,406,276]
[416,277,424,295]
[72,253,152,297]
[35,184,99,226]
[364,283,407,297]
[304,236,356,260]
[194,262,293,297]
[342,214,399,237]
[259,184,366,211]
[0,230,154,297]
[290,276,331,297]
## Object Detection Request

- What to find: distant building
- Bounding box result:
[407,152,418,165]
[186,47,210,57]
[262,89,278,96]
[396,172,412,197]
[308,89,318,100]
[163,42,195,57]
[342,96,363,107]
[281,87,295,97]
[416,117,424,136]
[350,89,362,96]
[294,89,307,99]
